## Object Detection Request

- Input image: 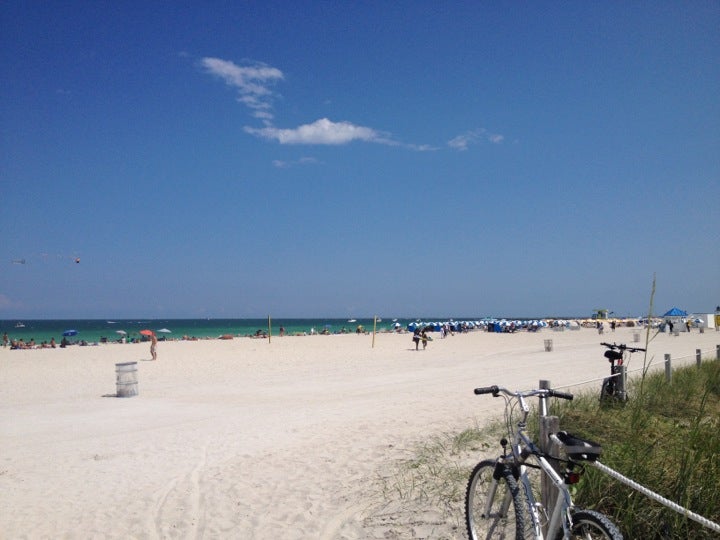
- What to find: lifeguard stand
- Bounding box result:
[593,309,611,320]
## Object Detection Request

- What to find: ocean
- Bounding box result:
[1,318,432,345]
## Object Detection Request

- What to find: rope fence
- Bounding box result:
[539,343,720,534]
[553,344,719,391]
[591,460,720,534]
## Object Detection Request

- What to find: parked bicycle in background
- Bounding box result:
[599,342,645,403]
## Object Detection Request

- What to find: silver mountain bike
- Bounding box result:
[465,385,623,540]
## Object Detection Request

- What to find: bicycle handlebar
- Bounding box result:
[547,389,574,400]
[600,341,646,353]
[474,385,573,401]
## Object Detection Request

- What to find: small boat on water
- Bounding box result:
[15,322,25,328]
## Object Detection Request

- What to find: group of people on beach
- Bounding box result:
[412,328,430,350]
[3,333,80,350]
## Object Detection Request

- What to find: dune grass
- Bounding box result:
[554,359,720,539]
[377,359,719,539]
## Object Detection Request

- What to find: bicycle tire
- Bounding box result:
[600,378,614,400]
[465,459,526,540]
[557,509,623,540]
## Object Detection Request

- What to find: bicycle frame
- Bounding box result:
[509,394,575,539]
[468,385,618,540]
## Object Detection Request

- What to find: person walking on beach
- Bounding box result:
[150,333,158,360]
[412,328,421,350]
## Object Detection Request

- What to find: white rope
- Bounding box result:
[552,345,718,390]
[546,344,720,532]
[591,460,720,533]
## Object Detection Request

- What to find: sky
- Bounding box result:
[1,1,719,320]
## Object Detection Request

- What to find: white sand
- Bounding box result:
[1,327,717,539]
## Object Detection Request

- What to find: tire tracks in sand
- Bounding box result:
[149,441,209,539]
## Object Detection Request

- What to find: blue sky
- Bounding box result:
[2,2,718,319]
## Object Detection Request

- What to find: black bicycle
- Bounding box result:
[599,342,645,402]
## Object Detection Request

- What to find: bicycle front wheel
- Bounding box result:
[465,459,526,540]
[561,509,623,540]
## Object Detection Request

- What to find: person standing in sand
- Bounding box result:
[150,333,158,360]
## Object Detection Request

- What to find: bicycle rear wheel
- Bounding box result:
[560,509,623,539]
[465,459,526,540]
[600,378,615,400]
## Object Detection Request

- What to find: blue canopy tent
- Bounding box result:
[662,307,688,332]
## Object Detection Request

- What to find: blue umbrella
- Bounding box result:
[62,329,78,337]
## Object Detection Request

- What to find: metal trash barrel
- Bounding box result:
[116,362,138,397]
[633,331,640,343]
[544,339,553,352]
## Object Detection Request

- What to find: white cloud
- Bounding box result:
[272,156,320,168]
[200,57,496,152]
[448,134,473,151]
[201,57,283,119]
[448,128,504,150]
[246,118,381,145]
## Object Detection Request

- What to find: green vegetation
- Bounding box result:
[376,360,720,539]
[556,360,720,539]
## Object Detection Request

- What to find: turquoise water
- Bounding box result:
[1,318,422,345]
[1,314,588,346]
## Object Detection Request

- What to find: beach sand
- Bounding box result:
[1,327,717,539]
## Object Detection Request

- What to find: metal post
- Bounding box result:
[665,354,672,382]
[696,349,702,367]
[619,365,627,401]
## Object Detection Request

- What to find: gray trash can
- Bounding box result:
[116,362,138,397]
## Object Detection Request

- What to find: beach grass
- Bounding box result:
[556,358,720,539]
[378,358,720,539]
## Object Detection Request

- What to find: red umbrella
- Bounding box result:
[139,329,155,336]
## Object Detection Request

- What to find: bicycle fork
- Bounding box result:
[484,460,514,518]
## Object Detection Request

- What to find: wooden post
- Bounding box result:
[717,344,720,360]
[696,349,702,367]
[268,315,272,344]
[619,365,627,400]
[372,316,377,348]
[538,380,560,534]
[665,353,672,382]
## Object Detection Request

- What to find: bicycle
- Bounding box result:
[599,342,645,402]
[465,385,623,540]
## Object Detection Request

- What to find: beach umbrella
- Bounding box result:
[139,329,155,336]
[62,329,78,337]
[157,328,171,333]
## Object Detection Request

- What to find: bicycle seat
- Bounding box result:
[555,431,602,462]
[604,350,623,362]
